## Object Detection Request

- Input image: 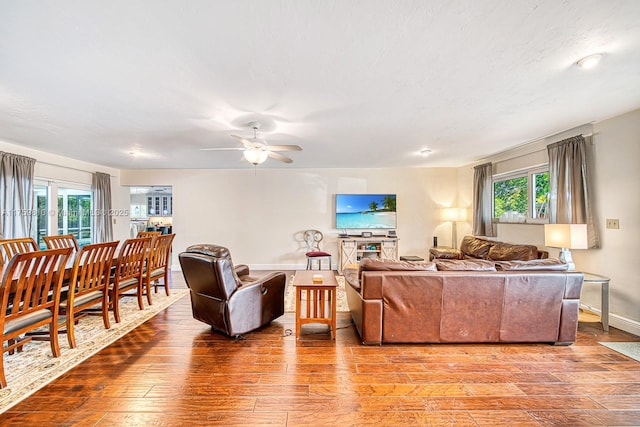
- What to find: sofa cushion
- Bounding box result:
[360,258,436,273]
[428,247,461,260]
[343,268,361,291]
[459,236,494,259]
[487,242,539,261]
[495,259,569,271]
[435,259,497,271]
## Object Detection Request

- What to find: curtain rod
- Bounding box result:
[36,160,111,176]
[478,130,594,169]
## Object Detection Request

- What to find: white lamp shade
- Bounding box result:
[544,224,588,249]
[243,149,269,165]
[440,207,467,222]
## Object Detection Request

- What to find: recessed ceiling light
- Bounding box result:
[576,53,604,69]
[420,149,432,156]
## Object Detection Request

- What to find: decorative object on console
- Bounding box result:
[544,224,588,271]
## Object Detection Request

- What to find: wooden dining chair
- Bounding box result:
[0,237,38,267]
[144,233,175,300]
[0,247,73,388]
[43,234,80,254]
[110,237,151,323]
[59,241,119,349]
[137,231,161,240]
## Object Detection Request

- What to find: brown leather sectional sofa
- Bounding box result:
[344,257,583,345]
[429,235,549,261]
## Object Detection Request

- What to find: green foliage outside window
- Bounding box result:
[494,176,528,217]
[493,171,549,219]
[533,172,550,218]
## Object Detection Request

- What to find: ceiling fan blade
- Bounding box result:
[200,147,244,151]
[267,144,303,152]
[267,152,293,163]
[230,134,255,149]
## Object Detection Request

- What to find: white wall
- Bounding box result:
[575,108,640,334]
[466,108,640,335]
[120,167,460,269]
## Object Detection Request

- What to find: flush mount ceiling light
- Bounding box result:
[420,148,432,156]
[576,53,604,69]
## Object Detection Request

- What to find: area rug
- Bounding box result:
[599,342,640,363]
[0,289,189,413]
[284,274,349,313]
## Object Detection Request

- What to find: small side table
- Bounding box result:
[581,272,610,332]
[293,270,337,339]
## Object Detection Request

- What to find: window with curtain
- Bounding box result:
[0,152,36,239]
[92,172,113,243]
[547,135,599,248]
[472,162,494,237]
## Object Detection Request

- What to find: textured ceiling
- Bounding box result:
[1,1,639,169]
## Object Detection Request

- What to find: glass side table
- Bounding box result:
[581,272,610,331]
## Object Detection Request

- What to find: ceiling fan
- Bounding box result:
[201,121,302,165]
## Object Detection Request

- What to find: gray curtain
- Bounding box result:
[472,162,494,237]
[0,152,36,239]
[92,172,113,243]
[547,135,599,248]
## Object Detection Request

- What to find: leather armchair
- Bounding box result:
[178,244,285,337]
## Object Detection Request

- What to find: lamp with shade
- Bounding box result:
[440,208,467,249]
[544,224,588,270]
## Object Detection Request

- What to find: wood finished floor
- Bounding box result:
[3,272,640,426]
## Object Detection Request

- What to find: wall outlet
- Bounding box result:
[606,218,619,229]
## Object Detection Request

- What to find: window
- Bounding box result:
[33,184,49,248]
[32,181,93,248]
[57,187,92,246]
[493,167,549,220]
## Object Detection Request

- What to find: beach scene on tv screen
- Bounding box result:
[336,194,397,229]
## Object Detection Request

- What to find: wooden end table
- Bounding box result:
[293,270,337,339]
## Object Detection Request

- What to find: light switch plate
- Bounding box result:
[606,218,619,229]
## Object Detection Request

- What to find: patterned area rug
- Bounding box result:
[285,274,349,313]
[599,342,640,362]
[0,289,189,413]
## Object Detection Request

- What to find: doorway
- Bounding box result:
[129,186,173,237]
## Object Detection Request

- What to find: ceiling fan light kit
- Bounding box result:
[243,148,269,165]
[202,120,302,166]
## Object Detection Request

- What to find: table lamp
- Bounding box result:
[544,223,588,270]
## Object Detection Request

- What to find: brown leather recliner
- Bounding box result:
[178,244,286,337]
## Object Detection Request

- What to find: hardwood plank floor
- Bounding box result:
[2,271,640,426]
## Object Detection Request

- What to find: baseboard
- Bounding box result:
[581,303,640,337]
[251,264,316,271]
[171,263,337,272]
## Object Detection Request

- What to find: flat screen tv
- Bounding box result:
[335,194,397,229]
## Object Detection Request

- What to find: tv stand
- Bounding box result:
[338,236,399,273]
